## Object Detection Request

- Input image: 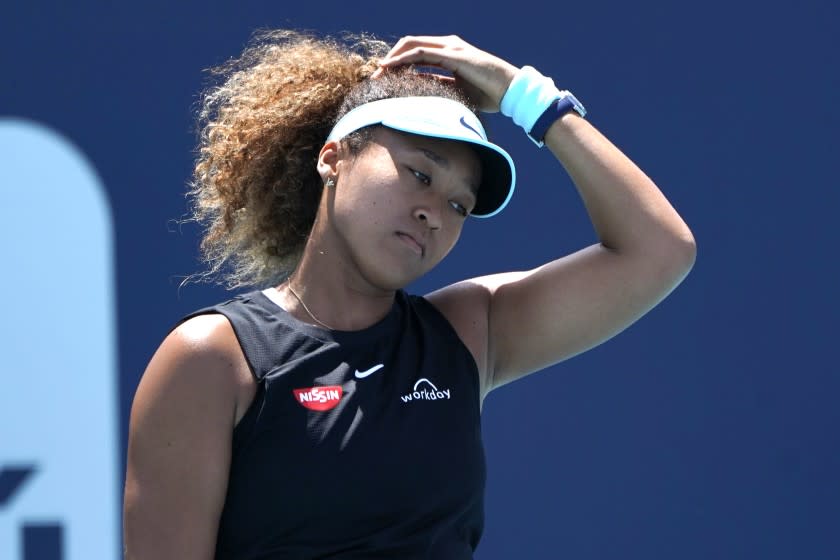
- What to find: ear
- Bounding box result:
[317,140,342,183]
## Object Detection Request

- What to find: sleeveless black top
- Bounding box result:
[183,289,486,559]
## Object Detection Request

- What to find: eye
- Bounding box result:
[449,200,469,218]
[409,168,431,186]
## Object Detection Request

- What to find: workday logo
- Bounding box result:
[400,378,451,403]
[0,119,119,559]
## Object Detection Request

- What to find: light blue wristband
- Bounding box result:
[500,66,562,146]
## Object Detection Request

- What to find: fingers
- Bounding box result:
[369,35,515,112]
[376,35,468,71]
[384,35,463,60]
[370,47,453,79]
[380,47,459,72]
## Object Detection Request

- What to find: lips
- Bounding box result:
[396,231,425,257]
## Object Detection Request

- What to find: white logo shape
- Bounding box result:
[355,364,384,379]
[400,378,451,402]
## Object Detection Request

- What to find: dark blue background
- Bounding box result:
[3,1,838,558]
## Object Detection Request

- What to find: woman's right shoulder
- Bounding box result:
[167,312,239,356]
[125,312,253,558]
[137,312,256,424]
[156,313,242,375]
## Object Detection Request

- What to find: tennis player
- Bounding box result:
[123,31,696,559]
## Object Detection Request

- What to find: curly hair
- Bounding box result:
[188,29,477,289]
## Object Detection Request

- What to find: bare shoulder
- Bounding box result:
[137,313,255,423]
[123,313,255,559]
[424,279,493,398]
[162,313,243,365]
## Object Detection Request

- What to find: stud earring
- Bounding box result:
[325,176,336,188]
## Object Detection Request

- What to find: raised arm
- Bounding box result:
[482,109,696,387]
[377,36,696,398]
[123,315,254,559]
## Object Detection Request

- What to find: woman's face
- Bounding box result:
[322,127,482,291]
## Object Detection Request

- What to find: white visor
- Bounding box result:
[326,96,515,218]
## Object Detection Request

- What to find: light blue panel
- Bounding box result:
[0,119,118,559]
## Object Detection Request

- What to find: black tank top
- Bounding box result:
[182,289,486,559]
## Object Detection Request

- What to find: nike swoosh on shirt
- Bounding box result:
[355,364,384,378]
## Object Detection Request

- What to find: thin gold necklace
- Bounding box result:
[286,280,335,330]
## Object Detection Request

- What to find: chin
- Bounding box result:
[362,255,433,292]
[367,266,425,292]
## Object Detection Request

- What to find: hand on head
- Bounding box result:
[371,35,518,113]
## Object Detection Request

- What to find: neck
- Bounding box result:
[278,220,396,331]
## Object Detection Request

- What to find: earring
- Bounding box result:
[325,176,336,188]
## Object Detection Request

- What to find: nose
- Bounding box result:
[413,205,442,230]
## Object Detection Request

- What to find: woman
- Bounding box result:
[123,31,696,559]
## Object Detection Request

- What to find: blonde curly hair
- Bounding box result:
[188,29,477,289]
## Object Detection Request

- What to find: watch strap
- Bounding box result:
[527,91,587,147]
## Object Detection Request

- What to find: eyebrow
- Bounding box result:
[420,148,448,168]
[420,148,480,197]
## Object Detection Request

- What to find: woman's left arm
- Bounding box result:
[379,36,696,396]
[482,110,696,390]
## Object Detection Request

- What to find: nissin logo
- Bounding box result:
[0,119,119,559]
[293,386,343,411]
